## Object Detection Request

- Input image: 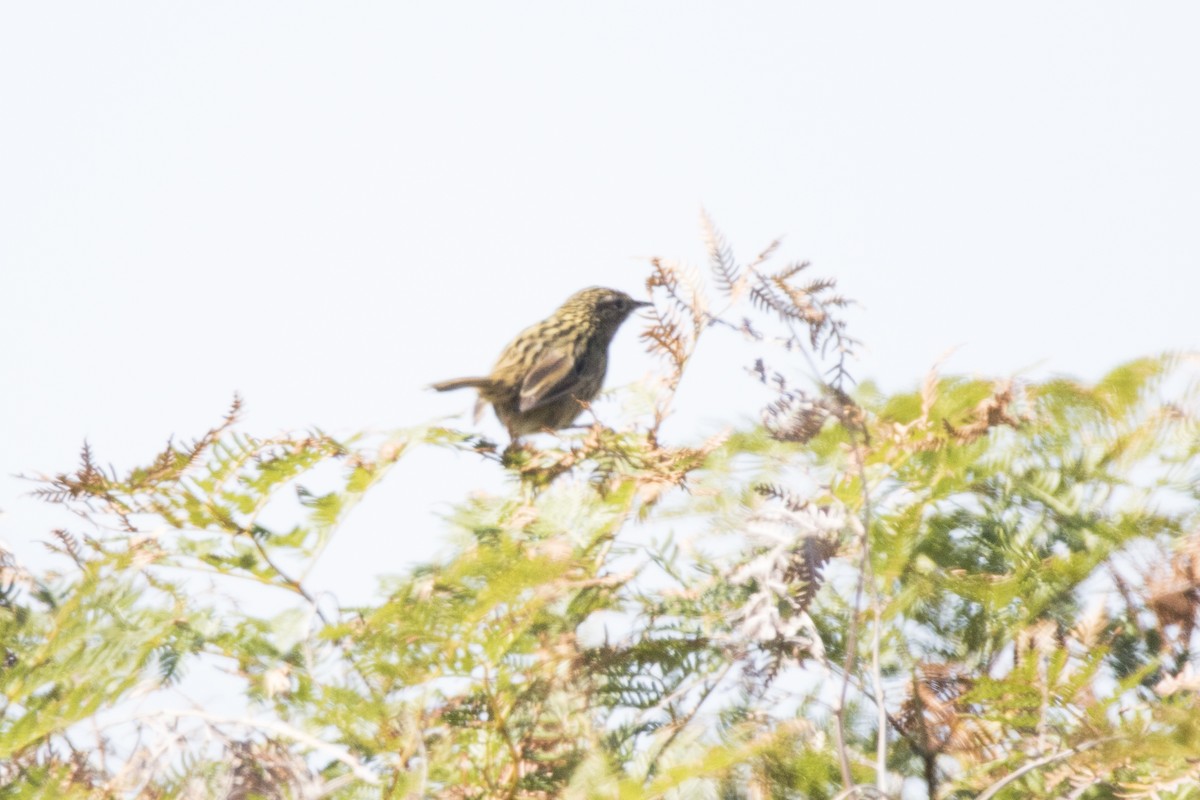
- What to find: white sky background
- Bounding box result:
[2,3,1199,593]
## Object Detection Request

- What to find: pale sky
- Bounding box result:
[3,2,1198,591]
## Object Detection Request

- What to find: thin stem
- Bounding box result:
[871,585,886,794]
[644,661,736,782]
[245,532,327,622]
[833,411,883,795]
[831,785,885,800]
[244,532,399,723]
[133,708,380,785]
[836,528,868,791]
[974,738,1118,800]
[853,443,886,795]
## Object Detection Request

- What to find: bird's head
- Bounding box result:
[561,287,652,335]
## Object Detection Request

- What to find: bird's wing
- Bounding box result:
[518,349,582,413]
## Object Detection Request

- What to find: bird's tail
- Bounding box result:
[430,377,492,393]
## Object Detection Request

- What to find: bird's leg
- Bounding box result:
[566,398,605,433]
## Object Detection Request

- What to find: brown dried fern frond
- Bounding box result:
[642,257,707,435]
[941,382,1024,444]
[784,532,839,615]
[644,259,696,361]
[513,419,724,503]
[896,663,994,762]
[1121,760,1200,799]
[701,209,745,301]
[44,529,86,568]
[224,738,314,800]
[750,486,842,614]
[28,394,245,520]
[762,391,831,444]
[745,238,783,273]
[649,254,710,321]
[646,253,677,291]
[677,260,710,333]
[640,306,689,376]
[749,282,807,324]
[773,276,828,334]
[140,393,245,487]
[643,219,861,446]
[765,260,812,283]
[1145,534,1200,654]
[753,483,808,513]
[743,251,860,395]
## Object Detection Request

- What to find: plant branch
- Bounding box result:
[974,738,1119,800]
[134,709,381,785]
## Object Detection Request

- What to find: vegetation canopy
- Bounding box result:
[3,218,1198,799]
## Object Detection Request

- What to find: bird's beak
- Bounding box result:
[633,300,653,310]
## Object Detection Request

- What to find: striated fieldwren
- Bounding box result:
[431,287,650,437]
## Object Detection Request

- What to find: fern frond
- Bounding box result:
[785,532,838,614]
[701,209,742,299]
[754,483,807,512]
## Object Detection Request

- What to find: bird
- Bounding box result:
[431,287,651,437]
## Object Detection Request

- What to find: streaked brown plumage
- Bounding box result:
[431,287,650,437]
